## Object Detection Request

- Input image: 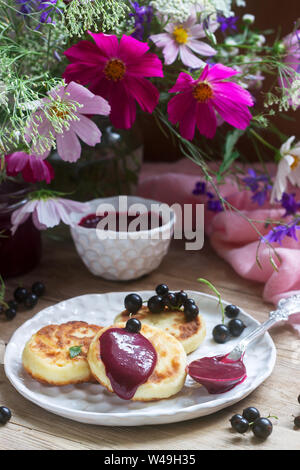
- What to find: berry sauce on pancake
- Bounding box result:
[100,328,157,400]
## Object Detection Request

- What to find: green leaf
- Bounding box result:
[69,346,82,359]
[217,129,244,181]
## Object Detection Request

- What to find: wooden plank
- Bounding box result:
[0,237,299,450]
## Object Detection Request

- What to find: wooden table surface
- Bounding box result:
[0,236,299,450]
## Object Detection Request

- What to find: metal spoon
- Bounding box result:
[227,294,300,361]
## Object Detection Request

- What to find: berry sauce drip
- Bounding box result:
[100,328,157,400]
[188,354,247,394]
[78,212,163,231]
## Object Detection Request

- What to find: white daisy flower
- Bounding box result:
[271,136,300,203]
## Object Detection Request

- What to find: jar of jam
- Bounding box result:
[0,181,41,278]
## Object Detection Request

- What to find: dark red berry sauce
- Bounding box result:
[79,212,163,231]
[100,328,157,400]
[188,354,247,394]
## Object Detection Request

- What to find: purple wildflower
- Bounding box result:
[129,1,153,41]
[16,0,61,25]
[243,169,271,206]
[192,181,206,195]
[207,199,224,212]
[281,192,300,216]
[243,169,269,191]
[263,219,300,245]
[217,15,239,33]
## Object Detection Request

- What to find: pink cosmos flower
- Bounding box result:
[5,152,54,184]
[26,81,110,162]
[63,33,163,129]
[168,64,254,140]
[11,196,89,235]
[281,30,300,108]
[150,14,217,68]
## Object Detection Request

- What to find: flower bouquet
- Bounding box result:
[0,0,300,278]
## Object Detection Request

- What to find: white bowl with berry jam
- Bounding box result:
[70,196,176,280]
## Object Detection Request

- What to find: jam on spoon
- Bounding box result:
[188,354,247,394]
[189,294,300,394]
[79,211,163,231]
[100,320,157,400]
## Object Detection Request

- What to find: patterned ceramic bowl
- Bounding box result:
[70,196,175,281]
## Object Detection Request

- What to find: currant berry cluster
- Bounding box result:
[230,407,274,439]
[212,304,246,344]
[0,282,45,321]
[124,284,199,322]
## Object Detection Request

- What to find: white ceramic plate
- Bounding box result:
[4,291,276,426]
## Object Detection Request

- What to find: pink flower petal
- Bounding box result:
[66,82,110,115]
[169,72,195,93]
[188,39,216,57]
[64,40,104,64]
[196,102,217,139]
[206,64,239,82]
[150,33,172,48]
[124,76,159,113]
[88,32,119,57]
[179,45,205,68]
[212,81,254,107]
[212,95,253,130]
[167,92,197,140]
[63,62,103,86]
[109,82,136,129]
[118,35,150,63]
[162,41,179,65]
[127,52,164,77]
[71,115,102,146]
[56,129,81,162]
[36,199,61,228]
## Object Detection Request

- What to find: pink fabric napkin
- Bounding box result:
[137,159,300,334]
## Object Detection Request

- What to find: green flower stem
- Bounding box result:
[197,278,225,324]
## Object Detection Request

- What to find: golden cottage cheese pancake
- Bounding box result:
[87,323,187,402]
[114,306,206,355]
[22,321,102,386]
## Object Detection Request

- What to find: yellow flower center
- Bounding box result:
[104,58,126,82]
[291,154,300,170]
[173,26,189,44]
[51,106,68,119]
[192,82,213,103]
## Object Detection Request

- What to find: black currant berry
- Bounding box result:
[0,407,11,425]
[14,287,29,303]
[32,281,45,297]
[148,295,164,313]
[24,293,38,309]
[184,303,199,321]
[165,293,178,309]
[294,416,300,429]
[252,417,273,439]
[232,417,249,434]
[183,298,195,308]
[175,291,188,307]
[155,284,169,296]
[125,318,141,333]
[242,407,260,422]
[212,324,230,344]
[124,293,143,314]
[5,308,17,321]
[225,304,240,319]
[7,300,18,311]
[228,318,246,337]
[230,414,244,426]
